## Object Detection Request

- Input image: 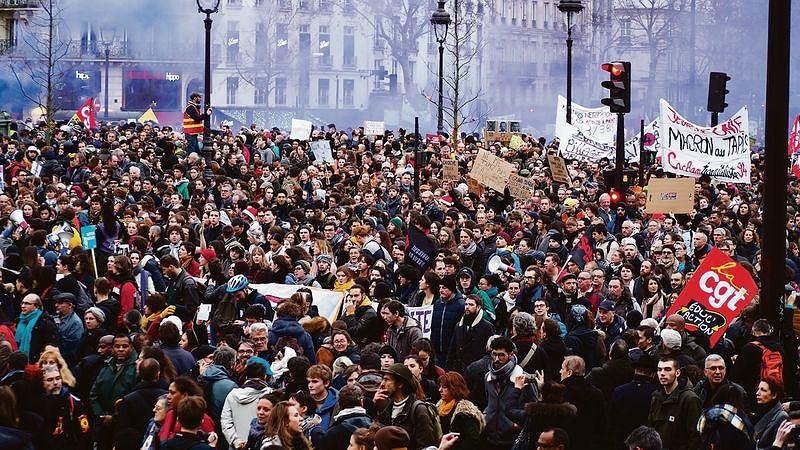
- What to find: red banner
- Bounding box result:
[790,116,800,177]
[75,97,96,130]
[664,247,758,347]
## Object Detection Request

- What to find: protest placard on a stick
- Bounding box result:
[469,150,513,192]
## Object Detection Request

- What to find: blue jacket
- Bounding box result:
[316,387,339,432]
[162,345,197,376]
[199,364,238,419]
[57,311,84,363]
[268,315,317,364]
[431,292,465,367]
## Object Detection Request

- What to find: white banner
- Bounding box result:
[557,121,616,162]
[252,283,344,324]
[555,95,616,146]
[290,119,313,141]
[659,99,751,183]
[310,140,334,163]
[625,119,662,162]
[363,120,385,136]
[406,305,433,339]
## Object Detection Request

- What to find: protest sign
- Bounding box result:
[80,225,97,250]
[663,248,758,347]
[509,134,524,150]
[363,120,385,136]
[405,226,436,271]
[508,173,536,200]
[310,140,334,163]
[469,150,513,192]
[660,99,750,183]
[426,133,442,145]
[643,177,695,214]
[442,159,459,181]
[466,176,485,197]
[555,95,616,146]
[547,154,572,184]
[406,305,434,338]
[252,283,345,323]
[625,119,662,162]
[290,119,312,140]
[557,121,616,162]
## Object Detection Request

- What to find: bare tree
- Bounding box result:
[615,0,689,110]
[233,3,298,109]
[439,0,485,143]
[11,0,71,142]
[351,0,429,110]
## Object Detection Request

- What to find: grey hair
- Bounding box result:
[212,345,237,369]
[704,354,725,368]
[250,322,268,335]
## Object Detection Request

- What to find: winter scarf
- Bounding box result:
[15,309,42,357]
[459,241,477,258]
[488,354,518,381]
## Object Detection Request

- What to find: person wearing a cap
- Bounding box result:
[455,267,495,322]
[374,363,441,450]
[596,299,627,352]
[609,353,659,448]
[54,292,84,364]
[431,275,465,368]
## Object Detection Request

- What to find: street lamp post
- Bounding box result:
[431,0,451,137]
[99,26,116,120]
[196,0,220,179]
[558,0,584,125]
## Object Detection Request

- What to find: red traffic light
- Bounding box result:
[602,63,625,76]
[609,189,622,203]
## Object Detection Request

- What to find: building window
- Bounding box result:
[318,79,329,105]
[275,78,287,105]
[278,0,291,9]
[276,24,289,59]
[299,24,310,52]
[255,22,267,63]
[343,26,355,67]
[319,25,331,66]
[343,79,354,105]
[319,0,331,9]
[226,77,239,104]
[227,0,241,6]
[620,18,631,39]
[299,0,308,8]
[254,77,268,104]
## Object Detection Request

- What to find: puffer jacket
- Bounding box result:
[220,380,272,449]
[267,315,317,364]
[431,292,465,366]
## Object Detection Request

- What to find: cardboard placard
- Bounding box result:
[547,154,572,184]
[469,150,513,192]
[508,173,536,200]
[643,177,696,214]
[442,159,459,180]
[310,140,334,163]
[466,176,484,197]
[290,119,312,141]
[363,120,385,136]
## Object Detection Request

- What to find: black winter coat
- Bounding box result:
[730,337,783,397]
[610,375,659,450]
[562,375,609,450]
[513,402,577,450]
[531,336,567,382]
[319,410,372,450]
[115,380,168,439]
[445,313,495,373]
[587,357,634,401]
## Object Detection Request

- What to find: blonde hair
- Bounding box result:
[38,349,76,387]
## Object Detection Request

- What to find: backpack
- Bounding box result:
[409,399,443,443]
[754,342,783,384]
[74,280,94,317]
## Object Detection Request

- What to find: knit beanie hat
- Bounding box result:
[200,248,217,261]
[660,328,682,349]
[86,307,106,323]
[390,217,404,229]
[295,260,311,274]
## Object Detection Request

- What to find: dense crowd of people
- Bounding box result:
[0,97,800,450]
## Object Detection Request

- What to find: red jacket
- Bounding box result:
[159,408,216,444]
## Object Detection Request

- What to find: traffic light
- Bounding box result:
[601,61,631,113]
[707,72,730,113]
[609,188,623,207]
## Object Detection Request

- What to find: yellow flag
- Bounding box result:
[138,107,159,124]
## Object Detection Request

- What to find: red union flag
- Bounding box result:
[75,97,96,130]
[664,247,758,347]
[790,116,800,177]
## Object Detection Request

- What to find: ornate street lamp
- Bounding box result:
[558,0,584,124]
[430,0,451,136]
[196,0,221,179]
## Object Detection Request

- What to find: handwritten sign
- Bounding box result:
[466,176,485,197]
[660,99,750,183]
[557,121,616,162]
[406,305,433,338]
[442,159,459,180]
[555,95,616,146]
[508,173,536,200]
[363,120,385,136]
[625,119,662,162]
[290,119,312,141]
[643,177,696,214]
[310,140,334,163]
[469,150,513,192]
[547,155,572,184]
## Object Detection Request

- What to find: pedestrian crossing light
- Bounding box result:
[601,61,631,113]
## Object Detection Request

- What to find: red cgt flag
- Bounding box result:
[75,97,97,130]
[664,247,758,347]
